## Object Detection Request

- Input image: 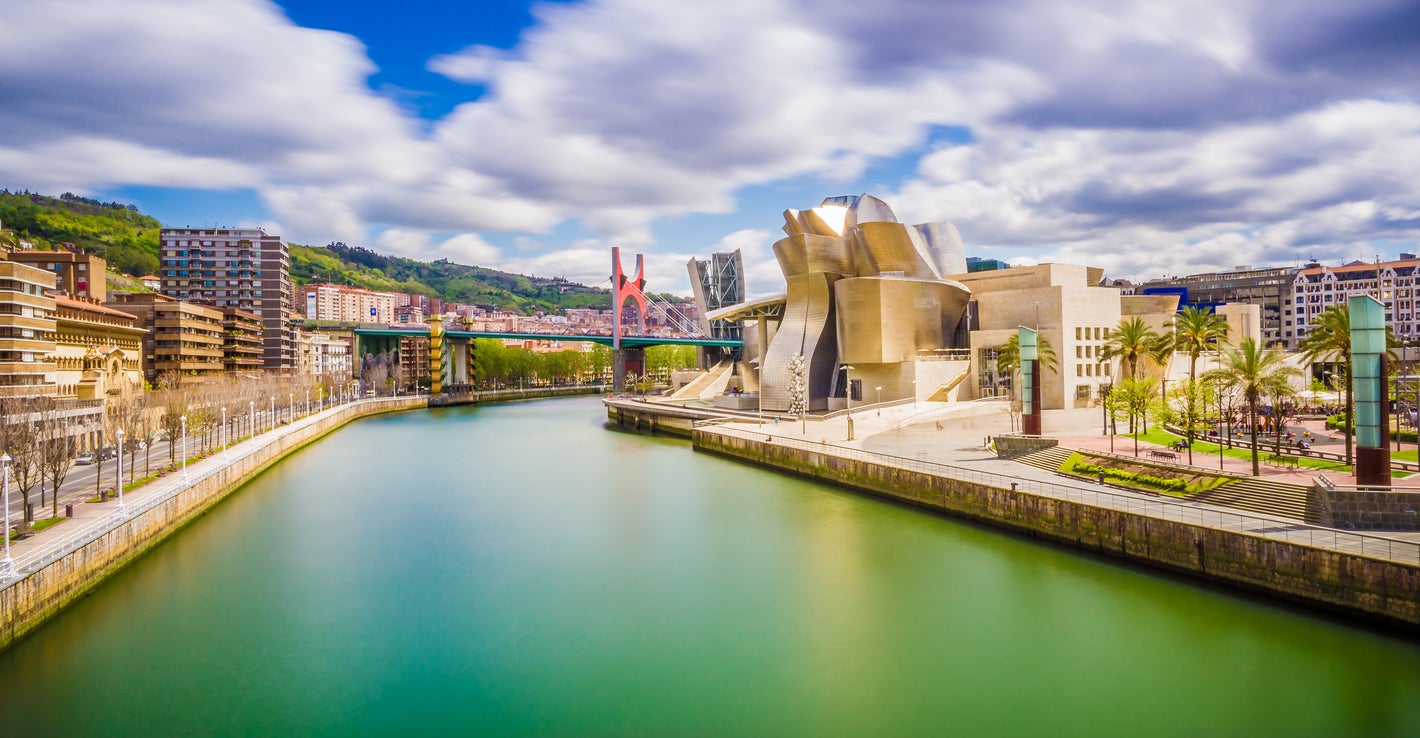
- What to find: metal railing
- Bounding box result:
[1,396,417,592]
[698,424,1420,565]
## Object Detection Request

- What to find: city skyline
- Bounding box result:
[2,0,1418,296]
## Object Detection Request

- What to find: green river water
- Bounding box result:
[1,396,1418,737]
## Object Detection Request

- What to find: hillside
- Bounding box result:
[291,242,611,313]
[0,190,160,276]
[0,190,620,313]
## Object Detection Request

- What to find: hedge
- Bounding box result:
[1069,461,1188,493]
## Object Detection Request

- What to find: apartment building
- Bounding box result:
[295,329,352,378]
[1289,256,1420,344]
[301,282,399,323]
[1136,266,1297,348]
[0,259,57,396]
[158,227,293,370]
[6,243,107,300]
[108,293,225,384]
[221,308,265,373]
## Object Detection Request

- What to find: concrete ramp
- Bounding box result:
[669,361,734,401]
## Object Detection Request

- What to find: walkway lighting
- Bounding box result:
[0,453,14,579]
[115,428,126,515]
[180,415,188,480]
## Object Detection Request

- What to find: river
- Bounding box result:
[1,396,1417,736]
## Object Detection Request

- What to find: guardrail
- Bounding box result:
[699,424,1420,565]
[0,396,414,592]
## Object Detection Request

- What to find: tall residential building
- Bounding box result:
[6,243,107,300]
[1289,255,1420,344]
[0,259,57,396]
[158,227,293,370]
[1136,265,1298,348]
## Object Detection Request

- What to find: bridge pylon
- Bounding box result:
[429,314,445,395]
[612,246,649,391]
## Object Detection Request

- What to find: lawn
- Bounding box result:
[1111,428,1353,473]
[1058,451,1233,497]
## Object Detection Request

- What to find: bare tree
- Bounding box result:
[40,404,77,519]
[10,412,43,523]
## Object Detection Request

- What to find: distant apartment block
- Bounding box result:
[6,243,107,300]
[1136,265,1297,348]
[295,329,352,378]
[1290,255,1420,345]
[301,282,399,323]
[158,227,293,370]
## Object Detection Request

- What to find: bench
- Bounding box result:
[1148,450,1178,461]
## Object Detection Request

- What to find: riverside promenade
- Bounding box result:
[693,399,1420,627]
[0,395,427,650]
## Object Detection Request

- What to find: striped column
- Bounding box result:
[429,314,445,396]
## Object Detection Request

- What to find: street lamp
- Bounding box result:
[180,415,188,480]
[221,407,228,462]
[875,386,882,406]
[842,364,857,440]
[305,389,310,416]
[0,453,14,580]
[270,396,275,432]
[115,428,126,515]
[289,393,293,424]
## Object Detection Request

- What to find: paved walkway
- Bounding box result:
[0,397,404,585]
[709,401,1420,556]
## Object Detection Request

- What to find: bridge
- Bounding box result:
[351,326,741,349]
[337,247,743,395]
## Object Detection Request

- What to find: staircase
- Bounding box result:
[1016,447,1322,523]
[1192,477,1320,523]
[1013,446,1075,473]
[669,361,729,401]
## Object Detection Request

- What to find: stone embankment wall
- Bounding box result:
[0,397,426,652]
[604,398,720,438]
[1320,488,1420,531]
[695,430,1419,630]
[428,385,603,407]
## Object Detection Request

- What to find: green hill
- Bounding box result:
[292,242,611,313]
[0,190,618,313]
[0,190,161,276]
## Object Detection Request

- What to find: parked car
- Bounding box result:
[75,453,95,465]
[98,447,116,461]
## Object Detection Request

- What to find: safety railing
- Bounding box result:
[1,396,416,592]
[700,424,1420,565]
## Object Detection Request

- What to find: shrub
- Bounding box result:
[1068,461,1188,493]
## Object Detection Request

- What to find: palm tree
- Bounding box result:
[1205,339,1302,476]
[995,332,1059,378]
[1099,316,1161,380]
[1296,304,1398,465]
[1172,306,1229,463]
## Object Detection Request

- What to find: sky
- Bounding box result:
[2,0,1419,298]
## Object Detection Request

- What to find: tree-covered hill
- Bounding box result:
[0,189,620,313]
[0,190,160,276]
[292,242,611,313]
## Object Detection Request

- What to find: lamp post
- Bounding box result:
[249,401,255,438]
[289,393,293,424]
[875,386,882,406]
[305,389,310,417]
[843,364,856,440]
[1,453,14,580]
[221,407,228,462]
[180,415,188,480]
[115,428,126,515]
[270,396,275,432]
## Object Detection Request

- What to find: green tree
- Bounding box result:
[1099,317,1161,380]
[1169,306,1228,460]
[1205,339,1303,476]
[1114,377,1157,458]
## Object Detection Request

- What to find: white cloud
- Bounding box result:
[1,0,1418,289]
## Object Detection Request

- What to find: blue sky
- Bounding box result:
[3,0,1420,296]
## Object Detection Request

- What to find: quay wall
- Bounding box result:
[604,398,718,438]
[429,385,603,408]
[0,397,426,652]
[694,429,1420,630]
